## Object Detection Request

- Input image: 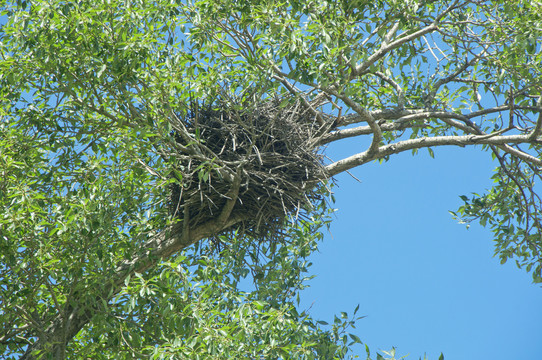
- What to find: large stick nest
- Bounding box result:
[168,96,330,241]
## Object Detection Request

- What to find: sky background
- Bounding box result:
[299,136,542,360]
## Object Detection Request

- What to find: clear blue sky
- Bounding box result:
[300,137,542,359]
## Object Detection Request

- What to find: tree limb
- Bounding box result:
[326,133,542,176]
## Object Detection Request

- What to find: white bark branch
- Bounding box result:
[352,0,461,77]
[326,134,542,176]
[318,119,418,145]
[353,24,438,76]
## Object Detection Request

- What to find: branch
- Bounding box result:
[322,87,382,156]
[270,70,326,126]
[321,109,484,145]
[318,118,419,145]
[425,56,479,105]
[352,0,461,77]
[530,96,542,140]
[326,133,542,176]
[373,71,405,108]
[352,24,438,76]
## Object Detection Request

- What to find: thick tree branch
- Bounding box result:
[318,119,418,145]
[320,108,496,145]
[326,133,542,176]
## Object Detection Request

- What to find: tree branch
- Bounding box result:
[529,96,542,140]
[326,133,542,176]
[318,118,419,145]
[352,24,438,76]
[322,87,382,156]
[352,0,461,77]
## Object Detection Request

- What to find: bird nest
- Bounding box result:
[168,96,329,241]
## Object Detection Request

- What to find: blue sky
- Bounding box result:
[300,137,542,359]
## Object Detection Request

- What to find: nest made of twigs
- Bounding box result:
[168,95,329,241]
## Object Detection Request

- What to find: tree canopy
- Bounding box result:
[1,0,541,358]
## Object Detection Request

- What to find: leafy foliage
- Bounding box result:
[69,215,365,359]
[0,113,362,359]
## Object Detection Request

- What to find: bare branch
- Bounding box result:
[352,0,462,77]
[353,24,438,76]
[325,87,382,156]
[318,119,418,145]
[271,71,326,126]
[382,21,401,47]
[326,133,542,176]
[425,56,480,105]
[374,71,405,108]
